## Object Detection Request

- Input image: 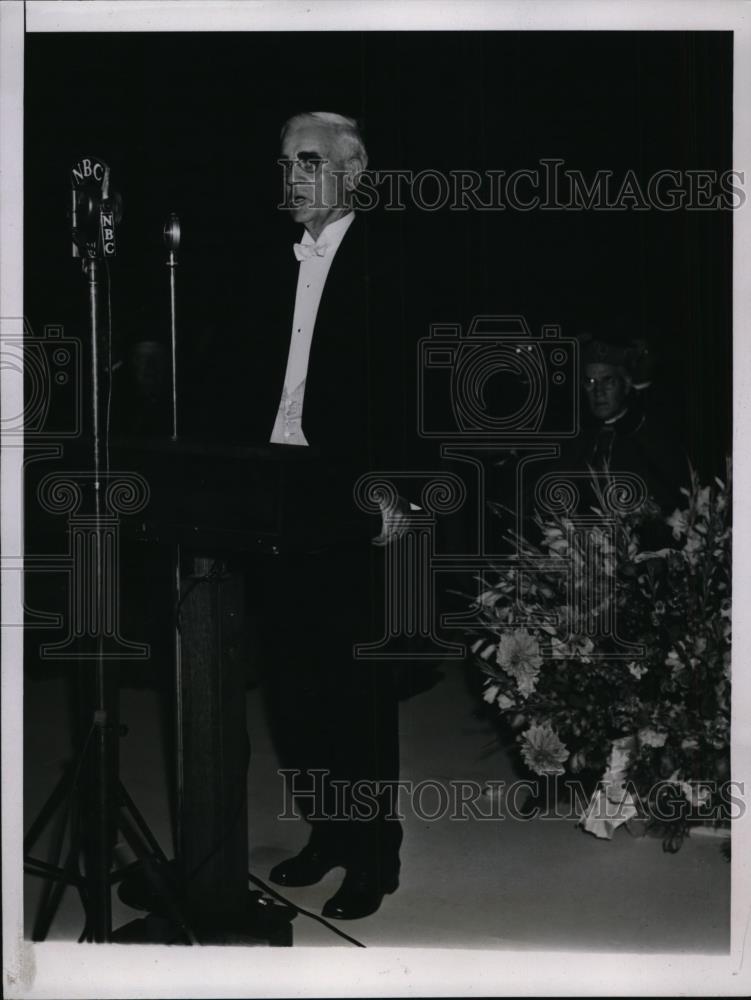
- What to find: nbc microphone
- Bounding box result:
[70,156,122,259]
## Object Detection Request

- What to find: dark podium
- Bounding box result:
[25,433,373,941]
[115,436,372,936]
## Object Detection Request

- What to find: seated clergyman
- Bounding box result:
[559,326,688,516]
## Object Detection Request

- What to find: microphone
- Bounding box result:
[163,213,181,254]
[70,156,122,259]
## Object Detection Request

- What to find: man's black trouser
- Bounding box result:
[248,541,402,879]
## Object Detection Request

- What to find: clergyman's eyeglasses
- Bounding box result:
[582,375,620,392]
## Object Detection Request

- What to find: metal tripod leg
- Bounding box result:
[24,725,95,940]
[23,765,75,857]
[31,823,83,942]
[118,782,169,864]
[116,810,195,945]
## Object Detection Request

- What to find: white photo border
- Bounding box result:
[3,1,750,996]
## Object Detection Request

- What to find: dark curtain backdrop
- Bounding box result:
[24,31,732,477]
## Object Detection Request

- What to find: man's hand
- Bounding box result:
[372,494,412,546]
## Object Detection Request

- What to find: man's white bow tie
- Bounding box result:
[293,241,328,261]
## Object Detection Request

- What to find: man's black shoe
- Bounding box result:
[268,845,342,887]
[321,868,398,920]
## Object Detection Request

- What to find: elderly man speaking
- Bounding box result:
[245,112,413,921]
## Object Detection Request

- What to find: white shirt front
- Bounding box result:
[270,211,355,445]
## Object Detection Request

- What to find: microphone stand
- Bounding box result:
[24,177,195,945]
[164,214,180,441]
[156,216,294,944]
[163,214,185,861]
[51,208,295,945]
[26,247,121,942]
[85,252,114,940]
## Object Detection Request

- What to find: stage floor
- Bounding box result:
[23,657,730,951]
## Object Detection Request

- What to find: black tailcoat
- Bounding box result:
[188,212,416,871]
[195,212,415,476]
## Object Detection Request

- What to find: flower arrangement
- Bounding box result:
[470,462,731,849]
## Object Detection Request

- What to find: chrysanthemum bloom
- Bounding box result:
[496,629,543,697]
[520,722,569,776]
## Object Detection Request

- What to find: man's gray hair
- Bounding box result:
[281,111,368,169]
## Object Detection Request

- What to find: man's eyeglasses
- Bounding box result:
[279,157,326,176]
[582,375,620,392]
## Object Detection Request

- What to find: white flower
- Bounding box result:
[497,693,515,710]
[684,529,704,566]
[496,629,543,699]
[695,486,711,517]
[665,648,683,672]
[569,635,594,661]
[483,683,500,704]
[627,660,649,679]
[550,636,567,659]
[667,508,688,540]
[634,548,671,563]
[520,722,569,776]
[679,781,712,808]
[638,727,667,749]
[551,634,594,662]
[472,638,497,661]
[542,525,569,555]
[474,589,502,610]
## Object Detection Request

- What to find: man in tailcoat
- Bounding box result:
[239,112,412,920]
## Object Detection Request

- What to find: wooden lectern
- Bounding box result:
[112,437,371,932]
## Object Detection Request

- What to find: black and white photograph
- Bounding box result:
[2,1,751,996]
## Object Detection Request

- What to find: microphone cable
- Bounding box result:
[170,725,366,946]
[247,871,366,947]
